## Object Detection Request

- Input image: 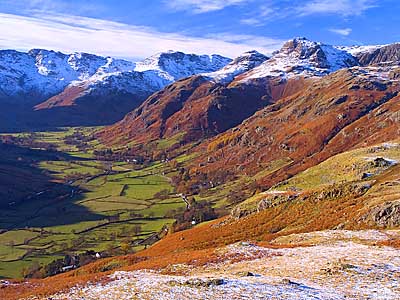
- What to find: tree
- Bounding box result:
[226,189,247,205]
[101,161,113,172]
[154,189,170,200]
[133,224,142,236]
[120,242,131,254]
[22,261,42,278]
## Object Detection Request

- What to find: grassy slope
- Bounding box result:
[235,140,400,214]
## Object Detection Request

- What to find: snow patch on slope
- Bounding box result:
[337,45,387,56]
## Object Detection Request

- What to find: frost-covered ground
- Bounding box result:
[41,230,400,300]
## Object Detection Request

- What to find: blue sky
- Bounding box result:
[0,0,399,60]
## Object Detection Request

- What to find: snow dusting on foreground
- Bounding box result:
[37,230,400,300]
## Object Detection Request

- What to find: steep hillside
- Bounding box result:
[233,140,400,219]
[188,66,400,189]
[99,39,400,192]
[99,38,360,148]
[98,50,272,146]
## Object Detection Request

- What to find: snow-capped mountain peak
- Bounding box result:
[135,50,232,81]
[278,37,318,57]
[0,49,232,103]
[241,37,359,82]
[203,50,269,83]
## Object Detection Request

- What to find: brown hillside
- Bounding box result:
[189,68,399,188]
[98,75,308,147]
[34,84,88,109]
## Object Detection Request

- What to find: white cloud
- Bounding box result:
[0,0,103,14]
[298,0,377,16]
[240,18,263,26]
[0,12,283,59]
[329,28,352,36]
[240,5,275,26]
[165,0,250,13]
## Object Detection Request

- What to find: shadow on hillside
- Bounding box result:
[0,143,105,230]
[0,92,146,132]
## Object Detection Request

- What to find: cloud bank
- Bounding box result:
[0,12,283,59]
[298,0,377,17]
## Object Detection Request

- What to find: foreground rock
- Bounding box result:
[39,230,400,300]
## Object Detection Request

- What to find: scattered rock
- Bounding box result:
[321,261,358,275]
[389,68,400,80]
[236,271,255,277]
[281,278,301,286]
[368,201,400,227]
[183,278,224,287]
[369,157,394,168]
[361,172,374,179]
[257,193,297,211]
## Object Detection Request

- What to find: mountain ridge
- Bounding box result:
[99,38,400,149]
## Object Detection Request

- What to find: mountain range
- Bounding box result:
[0,49,230,129]
[1,38,399,132]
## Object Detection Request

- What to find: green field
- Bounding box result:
[0,126,257,278]
[0,127,187,278]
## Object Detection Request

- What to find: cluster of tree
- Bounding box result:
[171,166,236,196]
[0,134,57,151]
[171,167,199,195]
[166,198,217,231]
[64,131,96,152]
[21,251,100,279]
[64,171,92,182]
[153,189,171,200]
[93,148,145,164]
[64,131,94,144]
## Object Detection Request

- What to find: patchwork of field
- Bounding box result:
[0,128,185,278]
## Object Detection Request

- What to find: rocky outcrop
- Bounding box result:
[389,67,400,79]
[240,37,359,81]
[366,201,400,227]
[231,182,372,219]
[356,44,400,66]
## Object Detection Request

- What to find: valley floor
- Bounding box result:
[34,230,400,300]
